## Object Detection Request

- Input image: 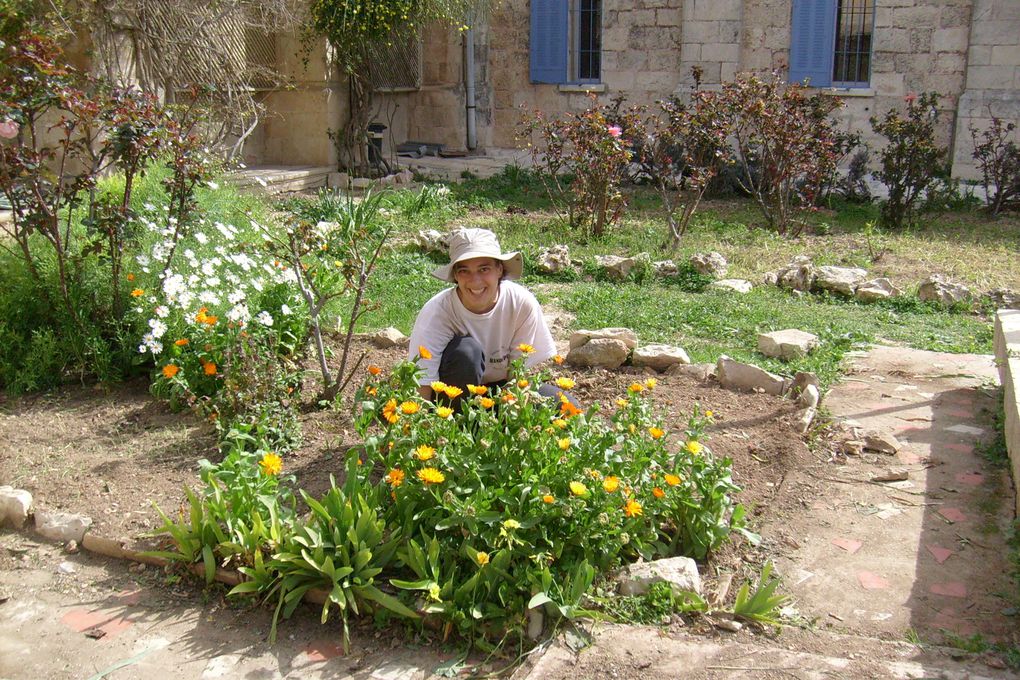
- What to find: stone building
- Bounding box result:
[248,0,1020,180]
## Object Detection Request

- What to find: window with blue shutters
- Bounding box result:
[530,0,602,84]
[789,0,874,88]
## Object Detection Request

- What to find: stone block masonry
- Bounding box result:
[993,310,1020,516]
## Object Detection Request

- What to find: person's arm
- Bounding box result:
[417,385,433,400]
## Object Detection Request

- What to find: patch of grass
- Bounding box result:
[977,392,1009,467]
[593,581,706,625]
[356,249,449,332]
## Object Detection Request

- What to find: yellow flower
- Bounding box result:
[443,385,463,399]
[400,401,420,415]
[588,469,602,480]
[418,345,432,360]
[517,343,535,354]
[503,518,521,530]
[616,398,629,408]
[652,487,665,498]
[259,452,282,476]
[467,384,487,395]
[602,476,620,493]
[501,393,517,404]
[553,418,567,429]
[367,364,381,376]
[554,377,575,390]
[161,364,179,379]
[542,494,555,504]
[385,468,405,487]
[557,437,571,451]
[382,398,399,424]
[628,423,636,435]
[130,288,144,297]
[366,386,377,396]
[705,410,714,418]
[664,473,681,486]
[623,499,643,517]
[174,338,189,347]
[649,426,664,439]
[627,382,645,393]
[479,397,495,409]
[417,467,445,485]
[476,551,490,566]
[415,444,435,461]
[553,354,564,365]
[644,378,658,389]
[430,380,448,393]
[569,481,588,496]
[203,361,217,376]
[686,440,703,455]
[435,406,453,419]
[517,379,530,388]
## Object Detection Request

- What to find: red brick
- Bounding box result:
[857,571,889,590]
[938,507,967,523]
[925,544,955,564]
[930,582,967,598]
[831,537,863,554]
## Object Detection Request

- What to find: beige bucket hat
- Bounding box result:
[431,228,523,282]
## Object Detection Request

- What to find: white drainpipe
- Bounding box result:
[464,27,477,151]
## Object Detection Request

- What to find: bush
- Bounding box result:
[871,92,949,229]
[970,117,1020,215]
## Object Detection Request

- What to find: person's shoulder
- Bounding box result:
[501,280,539,303]
[422,286,457,310]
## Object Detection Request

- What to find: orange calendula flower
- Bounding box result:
[435,406,453,419]
[603,476,620,493]
[553,354,564,365]
[126,273,135,281]
[517,379,530,388]
[569,481,588,496]
[467,384,487,395]
[560,398,581,418]
[162,364,179,379]
[649,427,664,439]
[203,314,218,326]
[259,452,282,476]
[130,288,144,298]
[382,398,399,424]
[430,380,448,393]
[443,386,463,399]
[542,494,555,504]
[664,473,681,486]
[644,378,658,389]
[417,467,445,485]
[174,338,189,347]
[366,386,377,396]
[517,343,535,354]
[385,468,405,487]
[476,551,490,566]
[627,382,645,393]
[652,487,665,499]
[479,397,495,409]
[557,437,571,451]
[554,377,575,390]
[623,499,643,517]
[501,393,517,404]
[400,401,420,415]
[686,440,703,455]
[367,364,381,376]
[418,345,432,360]
[415,444,435,461]
[203,361,217,376]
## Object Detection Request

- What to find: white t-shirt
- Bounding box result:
[407,281,556,385]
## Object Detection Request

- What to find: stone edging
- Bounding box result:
[993,310,1020,516]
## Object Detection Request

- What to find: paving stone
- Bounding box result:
[60,608,134,639]
[925,544,955,564]
[857,571,890,590]
[301,639,345,662]
[930,582,968,598]
[954,472,984,486]
[945,408,974,418]
[943,442,975,455]
[938,507,967,523]
[931,607,977,636]
[897,451,923,464]
[944,424,986,436]
[202,654,243,678]
[831,537,863,554]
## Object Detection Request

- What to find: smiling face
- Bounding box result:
[453,257,503,313]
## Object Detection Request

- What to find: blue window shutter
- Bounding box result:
[530,0,568,84]
[789,0,837,87]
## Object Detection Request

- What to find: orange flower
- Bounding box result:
[130,288,144,298]
[623,499,643,517]
[174,338,189,347]
[385,468,405,487]
[400,401,420,415]
[664,473,681,486]
[259,452,282,476]
[367,364,381,376]
[517,379,530,388]
[467,384,487,395]
[559,397,581,418]
[435,406,453,419]
[202,314,218,326]
[418,345,432,360]
[382,398,399,424]
[602,476,620,493]
[542,494,555,504]
[517,343,535,354]
[161,364,179,379]
[417,467,445,485]
[648,426,664,439]
[443,385,463,399]
[415,444,435,461]
[126,273,135,281]
[501,393,517,404]
[203,361,217,376]
[366,386,377,396]
[652,487,665,499]
[479,397,495,409]
[627,382,645,394]
[430,380,448,393]
[553,354,564,365]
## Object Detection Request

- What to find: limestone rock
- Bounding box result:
[709,279,753,294]
[986,288,1020,310]
[774,256,815,292]
[566,338,629,369]
[536,245,574,274]
[794,406,817,434]
[665,362,716,381]
[813,266,868,297]
[791,371,820,395]
[798,384,820,409]
[632,344,691,371]
[763,271,779,287]
[690,252,728,279]
[918,275,971,306]
[35,510,92,543]
[617,556,702,597]
[863,431,900,454]
[594,255,636,281]
[413,229,449,255]
[653,260,679,277]
[568,328,638,351]
[0,486,33,529]
[855,278,902,302]
[369,327,407,349]
[716,356,787,396]
[757,329,820,361]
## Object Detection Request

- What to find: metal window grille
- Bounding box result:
[368,33,423,91]
[573,0,601,82]
[833,0,874,85]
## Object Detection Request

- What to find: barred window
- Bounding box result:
[789,0,875,88]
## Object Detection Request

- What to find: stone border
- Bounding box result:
[993,310,1020,516]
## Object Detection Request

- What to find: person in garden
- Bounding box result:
[408,227,570,403]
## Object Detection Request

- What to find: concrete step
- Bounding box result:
[226,165,333,194]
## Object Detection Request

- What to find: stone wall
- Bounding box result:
[993,310,1020,517]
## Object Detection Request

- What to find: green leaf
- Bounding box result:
[359,584,420,619]
[528,592,553,609]
[201,544,216,585]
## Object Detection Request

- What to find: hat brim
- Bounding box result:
[432,251,523,282]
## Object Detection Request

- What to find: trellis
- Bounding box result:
[367,33,423,91]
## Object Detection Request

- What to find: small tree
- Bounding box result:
[718,72,842,236]
[870,92,948,229]
[970,117,1020,216]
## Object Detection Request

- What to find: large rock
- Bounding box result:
[813,266,868,297]
[652,260,679,277]
[632,344,691,371]
[855,278,902,302]
[0,486,33,528]
[565,338,629,369]
[665,362,716,380]
[709,279,753,294]
[594,255,636,281]
[616,556,702,597]
[774,256,815,292]
[716,356,787,395]
[413,229,449,255]
[757,329,820,361]
[535,245,574,274]
[35,509,92,543]
[863,431,900,454]
[690,252,728,279]
[918,275,971,306]
[986,288,1020,310]
[568,328,638,351]
[369,327,407,349]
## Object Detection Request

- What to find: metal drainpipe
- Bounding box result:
[465,27,477,151]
